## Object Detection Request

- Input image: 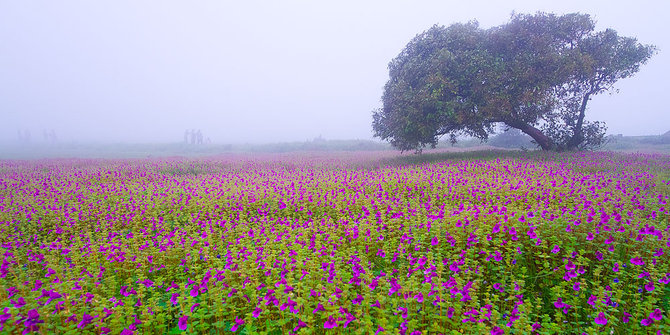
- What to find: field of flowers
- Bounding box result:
[1,151,669,334]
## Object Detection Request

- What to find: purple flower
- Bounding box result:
[650,308,663,321]
[77,314,95,328]
[190,303,200,313]
[324,315,338,329]
[178,315,188,331]
[612,263,620,272]
[11,297,26,309]
[313,303,325,314]
[252,307,262,318]
[7,287,18,298]
[622,312,631,323]
[170,293,179,305]
[371,300,381,308]
[189,284,199,297]
[375,326,385,335]
[641,318,652,326]
[491,326,504,335]
[573,282,581,291]
[551,245,560,254]
[594,312,607,326]
[293,319,307,332]
[645,281,655,292]
[230,317,245,332]
[630,257,644,266]
[397,307,408,319]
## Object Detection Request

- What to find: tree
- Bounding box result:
[372,12,656,152]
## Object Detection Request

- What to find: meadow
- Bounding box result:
[0,150,669,334]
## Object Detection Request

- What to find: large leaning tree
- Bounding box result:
[372,13,656,151]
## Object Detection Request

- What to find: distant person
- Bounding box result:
[190,129,196,145]
[197,129,203,145]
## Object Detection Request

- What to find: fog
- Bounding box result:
[1,0,668,146]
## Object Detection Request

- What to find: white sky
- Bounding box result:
[0,0,667,143]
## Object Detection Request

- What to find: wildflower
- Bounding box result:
[491,326,504,335]
[190,303,200,313]
[612,263,620,272]
[630,257,644,266]
[622,312,631,323]
[252,307,262,318]
[650,309,663,321]
[230,317,245,332]
[645,281,655,292]
[594,312,607,326]
[313,303,325,313]
[324,315,338,329]
[640,318,652,326]
[178,315,188,331]
[294,319,308,332]
[11,297,26,309]
[551,245,560,253]
[573,282,580,291]
[77,314,95,328]
[170,293,179,305]
[587,295,597,306]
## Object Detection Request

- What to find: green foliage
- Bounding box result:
[372,12,656,152]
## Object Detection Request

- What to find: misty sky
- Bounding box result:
[1,0,668,144]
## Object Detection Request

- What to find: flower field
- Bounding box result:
[1,151,669,334]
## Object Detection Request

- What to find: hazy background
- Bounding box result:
[1,0,668,145]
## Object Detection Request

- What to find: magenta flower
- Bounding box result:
[532,323,541,331]
[190,303,200,313]
[252,307,262,318]
[294,319,308,332]
[622,312,631,323]
[650,309,663,321]
[587,295,597,306]
[573,282,580,291]
[630,257,644,266]
[230,317,245,332]
[77,314,95,328]
[641,318,652,326]
[645,281,655,292]
[313,303,325,314]
[594,312,607,326]
[324,315,338,329]
[189,284,199,297]
[178,315,188,331]
[551,245,560,254]
[170,293,179,305]
[612,263,620,272]
[491,326,504,335]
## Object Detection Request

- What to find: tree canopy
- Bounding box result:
[372,12,656,151]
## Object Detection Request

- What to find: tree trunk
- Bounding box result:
[565,93,591,150]
[505,120,556,151]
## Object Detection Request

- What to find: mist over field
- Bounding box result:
[1,0,669,154]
